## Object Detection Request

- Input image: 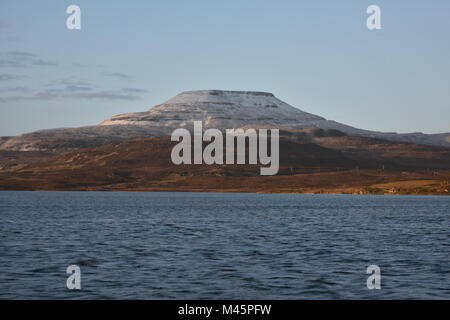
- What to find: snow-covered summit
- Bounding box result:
[100,90,325,128]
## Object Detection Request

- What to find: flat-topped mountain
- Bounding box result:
[1,90,450,151]
[1,90,450,194]
[100,90,325,128]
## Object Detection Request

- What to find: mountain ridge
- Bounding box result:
[1,90,449,151]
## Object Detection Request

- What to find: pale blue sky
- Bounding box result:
[0,0,449,136]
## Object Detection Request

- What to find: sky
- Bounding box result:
[0,0,449,136]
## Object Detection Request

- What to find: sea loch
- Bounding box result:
[1,191,449,299]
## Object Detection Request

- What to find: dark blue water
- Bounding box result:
[0,191,449,299]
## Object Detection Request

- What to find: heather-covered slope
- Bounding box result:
[1,131,449,194]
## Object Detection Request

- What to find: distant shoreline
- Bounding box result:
[1,187,449,196]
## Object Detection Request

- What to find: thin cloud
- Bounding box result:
[31,59,58,66]
[103,72,132,80]
[65,85,93,91]
[0,59,25,68]
[0,87,147,102]
[0,51,57,68]
[0,86,29,93]
[46,79,91,87]
[121,88,149,93]
[70,90,140,100]
[62,79,90,86]
[7,51,37,58]
[0,73,27,81]
[72,62,88,68]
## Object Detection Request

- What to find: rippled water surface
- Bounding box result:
[1,191,449,299]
